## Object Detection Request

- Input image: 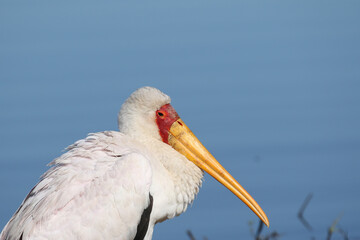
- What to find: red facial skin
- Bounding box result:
[156,104,180,144]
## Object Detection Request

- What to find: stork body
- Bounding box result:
[0,87,268,240]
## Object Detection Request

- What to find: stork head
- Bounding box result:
[118,87,171,140]
[118,86,269,227]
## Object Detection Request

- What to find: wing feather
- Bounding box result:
[0,131,153,240]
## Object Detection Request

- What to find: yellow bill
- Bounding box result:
[168,118,269,227]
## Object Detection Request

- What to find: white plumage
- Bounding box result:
[0,87,268,240]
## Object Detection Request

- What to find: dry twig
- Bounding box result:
[298,193,313,231]
[186,230,196,240]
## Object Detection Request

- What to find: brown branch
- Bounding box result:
[186,230,196,240]
[338,227,349,240]
[326,213,344,240]
[255,220,264,240]
[297,193,313,231]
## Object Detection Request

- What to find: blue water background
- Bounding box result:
[1,1,359,239]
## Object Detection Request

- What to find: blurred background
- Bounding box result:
[1,1,359,239]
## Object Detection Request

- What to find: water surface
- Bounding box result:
[1,1,359,239]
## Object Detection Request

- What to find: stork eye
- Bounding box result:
[157,111,165,118]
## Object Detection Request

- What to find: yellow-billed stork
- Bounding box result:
[0,87,269,240]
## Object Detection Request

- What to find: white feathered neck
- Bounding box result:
[117,87,203,219]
